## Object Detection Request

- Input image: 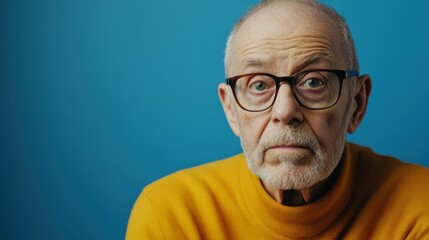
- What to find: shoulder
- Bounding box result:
[348,142,429,182]
[136,154,248,234]
[345,143,429,239]
[126,154,249,239]
[143,153,247,201]
[348,142,429,210]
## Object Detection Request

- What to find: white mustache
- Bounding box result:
[258,128,319,154]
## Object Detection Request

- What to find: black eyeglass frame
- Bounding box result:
[226,69,359,112]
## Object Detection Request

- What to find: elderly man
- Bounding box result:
[126,0,429,239]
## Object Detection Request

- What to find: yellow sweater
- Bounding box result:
[126,143,429,239]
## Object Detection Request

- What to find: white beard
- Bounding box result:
[241,125,346,190]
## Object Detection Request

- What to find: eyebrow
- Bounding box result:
[240,51,335,74]
[294,52,335,71]
[241,57,271,71]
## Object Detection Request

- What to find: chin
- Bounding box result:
[247,154,340,190]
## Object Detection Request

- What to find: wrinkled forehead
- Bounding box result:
[230,2,345,74]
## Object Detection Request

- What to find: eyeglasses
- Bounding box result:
[226,69,359,112]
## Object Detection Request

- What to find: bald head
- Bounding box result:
[224,0,358,76]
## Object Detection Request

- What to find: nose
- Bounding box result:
[270,83,304,127]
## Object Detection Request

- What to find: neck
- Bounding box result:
[262,161,341,206]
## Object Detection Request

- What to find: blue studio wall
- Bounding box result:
[1,0,428,239]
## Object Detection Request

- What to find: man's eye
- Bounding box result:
[303,78,325,88]
[250,81,270,91]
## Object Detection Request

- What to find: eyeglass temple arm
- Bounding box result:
[346,70,359,78]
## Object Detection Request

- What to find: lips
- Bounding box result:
[268,143,310,150]
[265,143,314,156]
[271,144,307,148]
[268,145,310,152]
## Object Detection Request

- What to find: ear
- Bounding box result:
[348,74,372,133]
[218,83,241,137]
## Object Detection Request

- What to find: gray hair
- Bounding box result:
[224,0,359,76]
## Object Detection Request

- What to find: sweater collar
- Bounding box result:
[239,143,354,238]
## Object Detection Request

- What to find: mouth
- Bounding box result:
[269,144,309,150]
[263,144,313,165]
[265,144,313,155]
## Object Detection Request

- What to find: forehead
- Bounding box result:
[230,3,345,75]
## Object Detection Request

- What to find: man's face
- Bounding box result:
[220,3,361,191]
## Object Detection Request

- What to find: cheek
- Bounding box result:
[238,112,271,151]
[306,111,344,147]
[305,80,354,144]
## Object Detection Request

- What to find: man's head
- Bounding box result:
[224,0,359,77]
[218,0,371,191]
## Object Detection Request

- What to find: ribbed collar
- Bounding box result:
[239,143,354,238]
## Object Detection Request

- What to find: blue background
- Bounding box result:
[1,0,428,239]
